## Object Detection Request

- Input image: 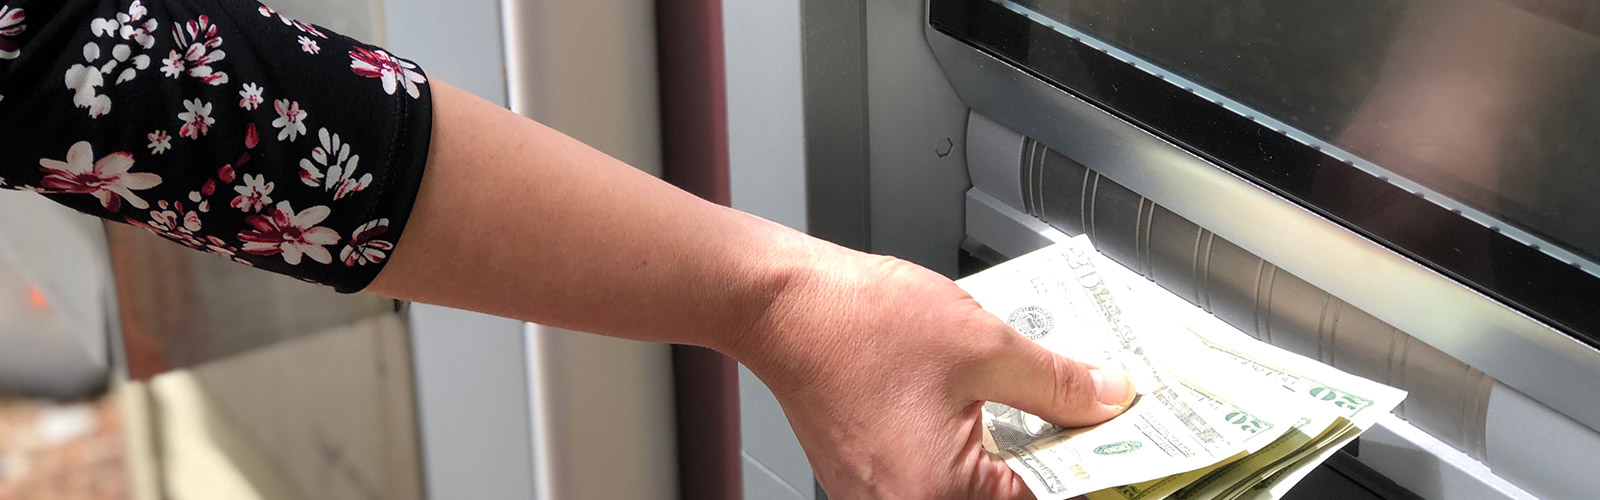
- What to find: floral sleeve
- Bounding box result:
[0,0,431,293]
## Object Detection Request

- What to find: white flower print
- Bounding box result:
[271,99,307,141]
[37,141,162,212]
[147,130,171,154]
[167,15,228,85]
[231,173,274,213]
[259,5,326,39]
[65,58,112,117]
[89,1,157,49]
[0,6,25,60]
[127,200,205,249]
[298,128,371,199]
[159,50,183,77]
[68,2,157,118]
[340,219,393,266]
[349,47,427,99]
[150,200,202,234]
[238,201,340,265]
[297,35,319,54]
[177,99,214,139]
[238,82,264,110]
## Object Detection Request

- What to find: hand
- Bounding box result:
[731,244,1136,499]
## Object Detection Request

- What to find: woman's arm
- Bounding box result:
[373,82,1135,499]
[0,1,1132,494]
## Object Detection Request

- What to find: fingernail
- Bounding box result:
[1089,368,1136,407]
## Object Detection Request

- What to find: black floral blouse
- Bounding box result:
[0,0,432,292]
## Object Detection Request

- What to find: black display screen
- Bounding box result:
[931,0,1600,344]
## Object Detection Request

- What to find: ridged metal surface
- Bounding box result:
[1018,138,1493,459]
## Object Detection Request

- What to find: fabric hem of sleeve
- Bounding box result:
[324,82,435,294]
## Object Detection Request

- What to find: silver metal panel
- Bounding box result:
[525,326,680,500]
[383,1,536,498]
[965,113,1025,213]
[502,0,664,176]
[1486,383,1600,500]
[722,0,818,497]
[864,0,972,275]
[407,304,537,500]
[738,364,815,495]
[965,189,1061,259]
[931,28,1600,434]
[500,1,681,498]
[743,454,811,500]
[802,0,872,251]
[724,0,809,232]
[1359,415,1537,500]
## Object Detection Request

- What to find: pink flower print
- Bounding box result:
[201,235,234,255]
[170,15,228,85]
[146,130,171,154]
[298,35,319,54]
[231,173,273,213]
[37,141,162,212]
[239,82,264,110]
[150,200,202,234]
[244,122,260,149]
[0,6,25,60]
[271,99,307,141]
[349,47,426,98]
[238,201,340,265]
[218,164,236,183]
[294,21,326,39]
[128,200,205,249]
[340,218,393,266]
[177,99,214,139]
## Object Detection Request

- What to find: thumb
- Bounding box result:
[968,333,1136,428]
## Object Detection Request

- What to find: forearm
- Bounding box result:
[367,81,819,354]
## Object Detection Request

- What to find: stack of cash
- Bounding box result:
[957,236,1406,500]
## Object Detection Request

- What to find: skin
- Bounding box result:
[368,81,1136,499]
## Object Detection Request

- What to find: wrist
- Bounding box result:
[717,223,838,370]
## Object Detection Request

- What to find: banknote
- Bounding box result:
[959,240,1262,499]
[1087,363,1341,500]
[1088,366,1324,500]
[960,236,1406,500]
[1087,245,1407,500]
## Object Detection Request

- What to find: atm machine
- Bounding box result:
[730,0,1600,499]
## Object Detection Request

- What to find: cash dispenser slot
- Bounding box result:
[962,109,1600,500]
